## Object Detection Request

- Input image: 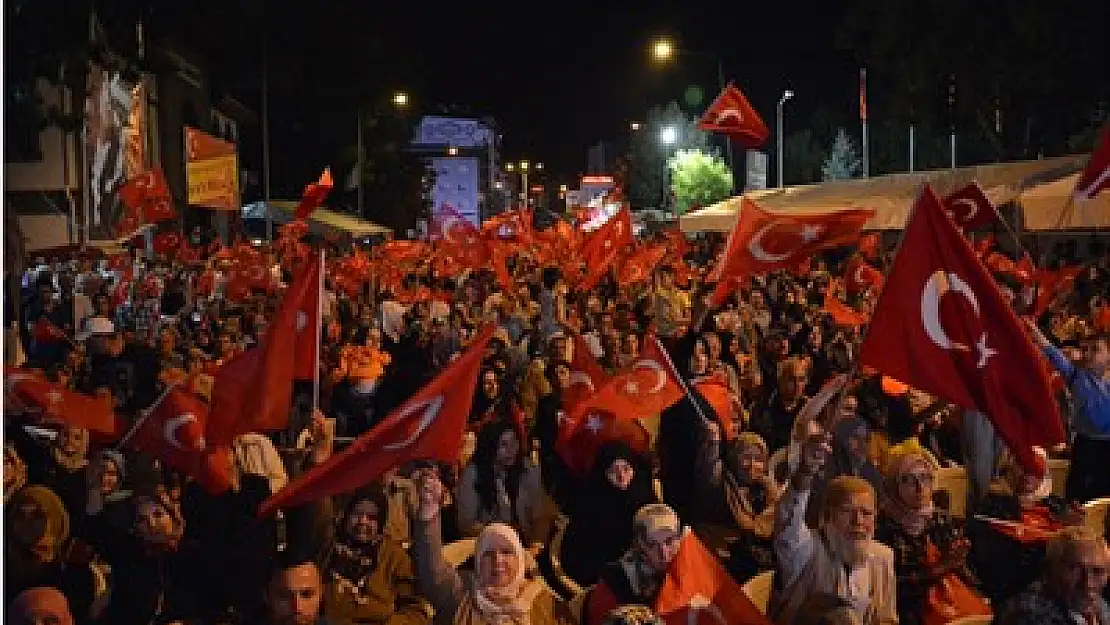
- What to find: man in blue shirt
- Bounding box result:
[1027,320,1110,502]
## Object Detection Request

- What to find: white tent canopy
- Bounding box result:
[679,155,1100,233]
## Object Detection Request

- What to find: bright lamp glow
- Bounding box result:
[652,38,674,61]
[660,125,678,145]
[519,160,530,171]
[392,91,409,107]
[447,146,459,156]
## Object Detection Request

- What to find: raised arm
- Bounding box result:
[774,430,830,589]
[408,473,465,625]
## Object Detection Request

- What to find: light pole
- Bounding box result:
[505,160,542,208]
[660,125,677,210]
[356,91,410,218]
[776,89,794,188]
[651,37,733,188]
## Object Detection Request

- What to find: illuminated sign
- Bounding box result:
[581,175,615,185]
[185,127,239,210]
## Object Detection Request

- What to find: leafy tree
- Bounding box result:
[822,128,863,181]
[667,150,733,215]
[626,102,712,209]
[338,110,433,234]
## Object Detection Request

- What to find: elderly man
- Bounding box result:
[995,526,1110,624]
[771,430,897,624]
[8,586,74,625]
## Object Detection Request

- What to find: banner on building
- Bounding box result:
[185,126,239,210]
[84,66,143,241]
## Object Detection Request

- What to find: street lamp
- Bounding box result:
[630,121,642,131]
[777,89,794,188]
[649,36,732,189]
[504,160,540,207]
[660,126,678,210]
[447,146,459,156]
[651,38,675,62]
[392,91,409,108]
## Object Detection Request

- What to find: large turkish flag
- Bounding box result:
[860,186,1063,472]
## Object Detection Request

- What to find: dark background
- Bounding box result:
[7,0,1109,193]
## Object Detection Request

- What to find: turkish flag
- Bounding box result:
[208,252,318,445]
[570,335,683,423]
[618,244,668,285]
[555,409,651,477]
[294,168,333,219]
[564,333,609,412]
[823,295,868,327]
[292,254,322,381]
[943,182,998,230]
[580,207,633,291]
[654,532,770,625]
[709,199,874,303]
[5,368,118,436]
[845,256,884,294]
[697,84,770,149]
[1075,126,1110,201]
[691,373,735,440]
[859,185,1063,472]
[258,325,495,516]
[126,388,234,494]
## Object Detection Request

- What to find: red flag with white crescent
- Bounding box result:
[859,185,1063,473]
[654,532,771,625]
[697,84,770,149]
[709,199,874,304]
[569,335,683,423]
[258,325,496,516]
[943,182,999,230]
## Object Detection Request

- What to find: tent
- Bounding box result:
[679,155,1096,233]
[242,201,392,237]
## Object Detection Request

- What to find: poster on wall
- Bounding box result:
[84,66,143,241]
[430,157,480,227]
[185,127,239,210]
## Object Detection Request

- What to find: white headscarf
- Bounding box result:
[472,523,541,625]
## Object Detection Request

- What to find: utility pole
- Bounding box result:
[262,16,272,241]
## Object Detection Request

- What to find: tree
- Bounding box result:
[822,128,863,181]
[667,150,732,215]
[337,110,433,234]
[626,101,712,210]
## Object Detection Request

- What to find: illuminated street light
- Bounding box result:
[652,38,675,62]
[505,162,515,172]
[660,125,678,145]
[559,184,568,193]
[447,146,459,156]
[535,162,544,170]
[392,91,409,108]
[520,160,530,171]
[777,89,795,188]
[630,122,642,131]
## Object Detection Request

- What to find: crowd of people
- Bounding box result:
[4,223,1110,625]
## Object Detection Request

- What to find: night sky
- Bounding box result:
[147,0,853,187]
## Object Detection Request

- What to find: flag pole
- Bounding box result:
[650,335,712,424]
[312,250,325,412]
[116,382,178,450]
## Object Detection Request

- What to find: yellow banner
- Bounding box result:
[186,154,239,210]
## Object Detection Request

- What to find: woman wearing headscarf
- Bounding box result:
[558,441,657,588]
[457,419,545,546]
[410,472,575,625]
[967,446,1087,607]
[5,486,98,624]
[693,428,781,583]
[324,489,431,625]
[874,439,984,625]
[582,503,683,625]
